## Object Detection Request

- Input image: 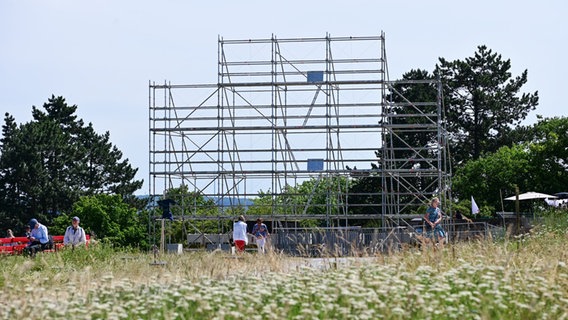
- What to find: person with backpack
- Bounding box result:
[64,216,86,248]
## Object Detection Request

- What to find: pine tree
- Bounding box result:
[0,96,143,230]
[436,45,539,165]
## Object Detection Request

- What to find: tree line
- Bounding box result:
[0,96,146,247]
[1,45,565,247]
[352,45,566,217]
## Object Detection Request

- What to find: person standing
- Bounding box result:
[25,218,50,256]
[251,218,269,254]
[232,215,248,254]
[424,197,446,245]
[64,216,86,248]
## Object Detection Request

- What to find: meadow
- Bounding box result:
[1,214,568,319]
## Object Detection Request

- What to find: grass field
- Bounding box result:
[1,214,568,319]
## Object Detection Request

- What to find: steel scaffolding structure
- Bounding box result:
[148,33,450,236]
[381,78,452,229]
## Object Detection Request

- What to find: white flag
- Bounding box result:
[471,196,480,215]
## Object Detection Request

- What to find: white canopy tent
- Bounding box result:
[504,192,557,201]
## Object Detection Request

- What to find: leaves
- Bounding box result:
[453,116,568,210]
[0,96,143,232]
[73,194,147,248]
[436,45,539,164]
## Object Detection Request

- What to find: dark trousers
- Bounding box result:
[24,241,50,257]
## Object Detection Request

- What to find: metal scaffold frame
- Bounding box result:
[148,33,451,242]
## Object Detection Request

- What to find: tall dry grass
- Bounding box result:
[0,214,567,319]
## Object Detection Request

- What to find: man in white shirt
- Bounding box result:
[64,216,86,248]
[232,215,248,254]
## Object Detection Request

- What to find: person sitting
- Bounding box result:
[5,229,16,246]
[25,218,51,257]
[63,216,86,249]
[24,225,31,238]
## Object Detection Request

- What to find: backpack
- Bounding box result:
[46,235,54,250]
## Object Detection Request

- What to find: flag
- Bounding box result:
[471,196,480,215]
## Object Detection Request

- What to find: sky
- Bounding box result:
[1,1,566,195]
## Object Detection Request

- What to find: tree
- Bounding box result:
[346,171,381,217]
[436,45,539,165]
[0,114,24,230]
[374,69,442,212]
[347,46,538,215]
[77,123,141,196]
[452,144,531,211]
[148,185,224,244]
[71,194,148,248]
[247,176,352,227]
[385,69,439,163]
[522,117,568,193]
[0,96,142,231]
[452,116,568,210]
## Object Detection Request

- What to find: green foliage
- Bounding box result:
[50,213,72,236]
[452,198,493,218]
[245,191,272,216]
[73,194,148,249]
[163,185,217,215]
[0,96,142,231]
[383,69,439,164]
[436,45,539,165]
[453,144,531,207]
[150,185,233,243]
[248,176,351,227]
[523,117,568,193]
[346,172,381,216]
[537,207,568,234]
[360,46,538,214]
[453,116,568,209]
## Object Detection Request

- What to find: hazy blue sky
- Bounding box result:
[1,1,565,194]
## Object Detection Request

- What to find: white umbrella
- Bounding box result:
[504,191,557,201]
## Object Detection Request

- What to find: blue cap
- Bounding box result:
[29,218,38,228]
[72,216,80,222]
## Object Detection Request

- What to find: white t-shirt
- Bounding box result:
[233,221,248,244]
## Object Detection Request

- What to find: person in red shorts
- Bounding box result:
[232,215,248,254]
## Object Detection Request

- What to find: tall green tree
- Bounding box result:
[0,114,24,231]
[349,46,538,213]
[452,144,531,210]
[0,96,142,231]
[384,69,439,162]
[436,45,539,165]
[452,116,568,210]
[71,194,148,248]
[520,116,568,193]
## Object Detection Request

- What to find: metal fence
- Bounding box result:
[186,222,506,256]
